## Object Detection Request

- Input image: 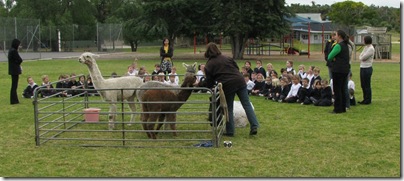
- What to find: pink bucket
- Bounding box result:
[83,108,101,122]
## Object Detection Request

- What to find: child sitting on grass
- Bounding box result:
[275,77,290,102]
[297,77,311,104]
[23,76,39,98]
[314,79,333,106]
[297,64,306,81]
[284,75,301,103]
[303,79,321,105]
[40,75,55,98]
[244,73,255,95]
[251,73,265,96]
[310,67,322,88]
[286,60,296,75]
[261,76,273,97]
[165,74,179,86]
[266,78,280,100]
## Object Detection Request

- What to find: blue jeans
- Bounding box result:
[225,85,259,134]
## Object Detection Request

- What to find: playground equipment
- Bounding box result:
[245,38,309,56]
[354,27,392,60]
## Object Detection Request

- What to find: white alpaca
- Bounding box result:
[233,101,254,128]
[78,52,144,129]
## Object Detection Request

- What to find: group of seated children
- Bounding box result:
[127,61,207,88]
[129,61,181,86]
[244,60,356,107]
[22,74,97,99]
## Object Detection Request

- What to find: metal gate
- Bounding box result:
[33,85,226,148]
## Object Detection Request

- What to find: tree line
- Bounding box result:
[0,0,399,59]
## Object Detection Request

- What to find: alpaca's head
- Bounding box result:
[181,74,197,87]
[78,52,99,66]
[182,62,197,75]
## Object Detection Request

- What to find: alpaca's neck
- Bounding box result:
[87,63,105,87]
[177,78,194,102]
[171,77,194,110]
[171,89,192,111]
[177,89,193,102]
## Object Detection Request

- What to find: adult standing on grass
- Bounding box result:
[160,38,174,76]
[358,35,374,105]
[204,42,259,136]
[8,38,23,105]
[327,30,350,114]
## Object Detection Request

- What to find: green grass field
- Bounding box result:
[0,48,400,177]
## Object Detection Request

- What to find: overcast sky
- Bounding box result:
[285,0,401,8]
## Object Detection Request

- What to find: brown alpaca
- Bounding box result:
[141,74,196,139]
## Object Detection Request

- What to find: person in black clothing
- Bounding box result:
[310,67,322,88]
[297,78,312,104]
[56,74,69,97]
[261,76,273,97]
[67,73,79,96]
[160,38,174,75]
[314,79,333,106]
[327,30,351,114]
[253,60,266,79]
[22,76,39,98]
[204,42,259,136]
[267,78,280,100]
[275,77,290,102]
[324,32,336,80]
[8,39,23,104]
[305,79,322,105]
[40,75,55,98]
[251,73,266,96]
[151,64,164,81]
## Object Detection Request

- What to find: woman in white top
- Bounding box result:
[196,64,205,82]
[358,36,374,105]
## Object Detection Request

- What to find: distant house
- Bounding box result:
[285,13,336,44]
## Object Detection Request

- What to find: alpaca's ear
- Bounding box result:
[182,63,188,69]
[90,53,100,58]
[192,62,197,69]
